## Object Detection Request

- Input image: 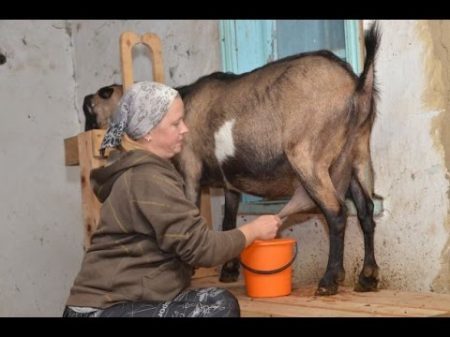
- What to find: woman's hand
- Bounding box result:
[239,215,283,246]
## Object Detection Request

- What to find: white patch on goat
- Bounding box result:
[214,119,236,164]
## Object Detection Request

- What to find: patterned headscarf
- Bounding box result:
[100,81,179,154]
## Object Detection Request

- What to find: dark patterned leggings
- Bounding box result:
[63,287,240,317]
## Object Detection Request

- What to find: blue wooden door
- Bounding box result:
[219,20,362,209]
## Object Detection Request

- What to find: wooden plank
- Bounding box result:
[65,129,106,166]
[192,266,219,280]
[64,135,79,166]
[241,285,450,316]
[77,131,107,249]
[120,32,141,91]
[190,277,450,317]
[141,33,165,83]
[287,285,450,312]
[240,289,447,317]
[191,187,214,279]
[315,286,450,312]
[200,187,212,228]
[190,277,245,294]
[239,298,382,317]
[120,32,165,90]
[91,129,106,158]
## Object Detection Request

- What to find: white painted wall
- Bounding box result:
[371,20,449,291]
[0,20,221,316]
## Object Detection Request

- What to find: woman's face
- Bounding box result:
[147,97,189,159]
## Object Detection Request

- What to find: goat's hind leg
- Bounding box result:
[219,189,241,282]
[348,175,379,292]
[288,157,348,296]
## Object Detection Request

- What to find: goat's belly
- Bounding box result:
[219,152,296,198]
[225,173,299,199]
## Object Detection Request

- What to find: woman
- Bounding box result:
[63,81,282,317]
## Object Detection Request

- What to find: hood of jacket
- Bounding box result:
[90,149,174,202]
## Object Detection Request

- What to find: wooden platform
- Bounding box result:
[191,276,450,317]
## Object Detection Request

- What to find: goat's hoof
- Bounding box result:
[219,260,240,283]
[354,265,379,292]
[354,277,379,292]
[219,263,239,283]
[219,271,239,283]
[336,269,346,284]
[315,284,338,296]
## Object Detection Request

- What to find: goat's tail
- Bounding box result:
[355,22,381,127]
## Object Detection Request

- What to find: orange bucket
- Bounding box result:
[240,238,297,298]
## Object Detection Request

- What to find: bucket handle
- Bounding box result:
[240,242,298,275]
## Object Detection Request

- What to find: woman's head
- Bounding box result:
[100,81,188,159]
[139,95,188,159]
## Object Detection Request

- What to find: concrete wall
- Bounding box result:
[365,20,450,292]
[71,20,221,123]
[0,20,221,316]
[0,20,83,316]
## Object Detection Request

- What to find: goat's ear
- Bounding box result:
[98,86,115,99]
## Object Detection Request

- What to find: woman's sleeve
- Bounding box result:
[131,170,246,267]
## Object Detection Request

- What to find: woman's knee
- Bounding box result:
[212,288,240,317]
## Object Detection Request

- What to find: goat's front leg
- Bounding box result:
[219,189,241,282]
[178,147,203,204]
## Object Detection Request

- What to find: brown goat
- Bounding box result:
[83,23,380,296]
